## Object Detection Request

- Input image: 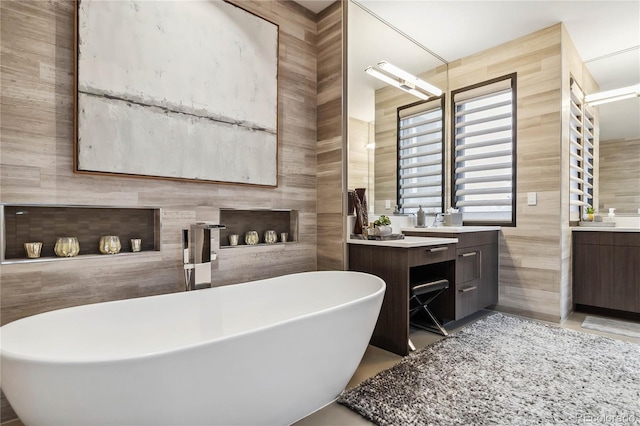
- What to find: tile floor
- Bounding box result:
[2,310,637,426]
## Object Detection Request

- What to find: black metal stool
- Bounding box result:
[409,278,449,337]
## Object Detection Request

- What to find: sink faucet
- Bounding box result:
[433,213,445,227]
[183,223,226,291]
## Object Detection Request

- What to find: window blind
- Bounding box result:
[569,79,597,221]
[583,105,595,211]
[569,81,585,217]
[398,98,444,214]
[452,75,516,225]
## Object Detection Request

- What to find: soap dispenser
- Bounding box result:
[417,205,426,227]
[606,208,616,222]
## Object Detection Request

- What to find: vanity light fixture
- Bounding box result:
[377,61,443,97]
[585,84,640,106]
[365,66,429,100]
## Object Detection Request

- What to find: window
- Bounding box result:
[583,107,595,209]
[397,98,445,214]
[451,74,516,226]
[569,79,596,221]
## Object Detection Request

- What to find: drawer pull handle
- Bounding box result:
[429,247,448,253]
[459,286,477,293]
[461,252,477,257]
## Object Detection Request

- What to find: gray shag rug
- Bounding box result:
[338,313,640,425]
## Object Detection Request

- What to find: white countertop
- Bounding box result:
[400,226,501,234]
[348,235,458,248]
[571,227,640,232]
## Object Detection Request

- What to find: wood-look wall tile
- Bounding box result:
[0,0,319,421]
[316,2,344,271]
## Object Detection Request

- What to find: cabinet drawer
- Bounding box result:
[455,232,498,248]
[457,249,480,284]
[408,245,455,267]
[456,283,479,319]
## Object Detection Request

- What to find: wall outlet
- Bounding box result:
[385,200,391,209]
[527,192,537,206]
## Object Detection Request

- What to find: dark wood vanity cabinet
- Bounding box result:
[573,231,640,314]
[349,230,499,356]
[348,243,456,356]
[404,231,499,320]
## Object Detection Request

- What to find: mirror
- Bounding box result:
[347,2,639,217]
[586,50,640,214]
[347,0,448,215]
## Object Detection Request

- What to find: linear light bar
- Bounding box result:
[585,84,640,106]
[377,61,443,97]
[365,66,429,100]
[365,66,401,87]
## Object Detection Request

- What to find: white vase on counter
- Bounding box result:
[375,225,393,236]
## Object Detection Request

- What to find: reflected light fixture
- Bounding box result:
[377,61,443,97]
[365,66,429,100]
[585,84,640,106]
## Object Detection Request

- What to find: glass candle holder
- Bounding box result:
[99,236,121,254]
[264,230,277,244]
[130,238,142,252]
[245,230,259,245]
[54,237,80,257]
[24,242,43,258]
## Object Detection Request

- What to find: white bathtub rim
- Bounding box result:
[0,271,385,365]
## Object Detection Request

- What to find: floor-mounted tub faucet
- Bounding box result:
[183,223,226,291]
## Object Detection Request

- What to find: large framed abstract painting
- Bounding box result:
[74,0,279,186]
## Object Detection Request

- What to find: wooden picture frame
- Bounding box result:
[74,0,279,187]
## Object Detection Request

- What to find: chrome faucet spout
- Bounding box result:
[183,223,225,291]
[433,213,445,227]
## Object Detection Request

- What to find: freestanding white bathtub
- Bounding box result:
[0,271,385,426]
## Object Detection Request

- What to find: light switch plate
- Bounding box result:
[527,192,537,206]
[385,200,391,209]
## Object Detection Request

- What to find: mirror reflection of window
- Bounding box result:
[347,0,448,215]
[397,98,445,215]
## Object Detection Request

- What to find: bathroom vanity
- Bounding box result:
[348,236,458,355]
[348,227,500,356]
[572,228,640,316]
[403,227,500,321]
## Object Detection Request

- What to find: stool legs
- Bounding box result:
[410,301,449,336]
[409,287,449,337]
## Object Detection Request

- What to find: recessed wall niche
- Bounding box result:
[219,208,298,247]
[1,205,160,263]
